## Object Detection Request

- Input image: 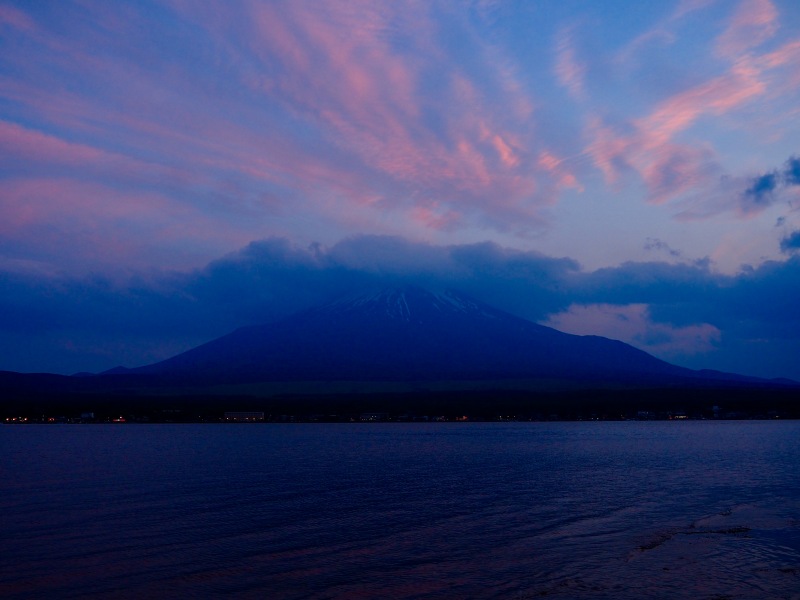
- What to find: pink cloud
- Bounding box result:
[637,62,765,148]
[715,0,778,59]
[409,205,464,232]
[1,6,382,200]
[0,120,159,175]
[0,4,36,33]
[576,0,800,215]
[1,0,588,248]
[218,0,551,225]
[0,178,248,270]
[554,27,586,101]
[586,118,633,186]
[542,303,721,358]
[0,118,256,206]
[639,143,719,205]
[759,40,800,90]
[587,57,766,204]
[0,178,184,229]
[614,29,676,70]
[671,0,718,20]
[760,39,800,68]
[0,66,394,217]
[492,134,520,169]
[19,0,783,249]
[537,151,583,192]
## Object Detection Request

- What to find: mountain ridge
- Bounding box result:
[1,286,797,421]
[120,286,777,387]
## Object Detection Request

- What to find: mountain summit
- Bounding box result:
[131,286,698,385]
[3,287,793,421]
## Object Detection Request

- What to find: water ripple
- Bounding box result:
[1,422,798,599]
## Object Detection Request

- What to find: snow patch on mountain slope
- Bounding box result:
[319,287,499,322]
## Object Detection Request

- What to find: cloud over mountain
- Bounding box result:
[1,235,799,380]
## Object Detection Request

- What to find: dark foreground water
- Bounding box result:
[1,422,799,599]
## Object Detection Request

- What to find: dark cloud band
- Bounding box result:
[1,235,799,379]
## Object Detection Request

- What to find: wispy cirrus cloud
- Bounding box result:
[0,0,595,272]
[0,178,247,271]
[171,0,559,227]
[715,0,778,59]
[1,0,799,281]
[0,3,35,32]
[586,60,766,205]
[577,0,800,222]
[671,0,718,20]
[554,26,587,101]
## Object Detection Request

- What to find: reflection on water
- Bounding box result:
[1,421,799,598]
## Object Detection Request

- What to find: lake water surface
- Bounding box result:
[2,421,799,599]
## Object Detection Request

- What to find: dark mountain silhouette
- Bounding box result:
[120,286,770,387]
[2,286,798,420]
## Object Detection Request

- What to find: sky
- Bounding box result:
[1,0,800,380]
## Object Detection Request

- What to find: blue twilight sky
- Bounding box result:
[1,0,800,379]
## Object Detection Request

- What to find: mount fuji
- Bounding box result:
[3,286,797,420]
[118,286,750,387]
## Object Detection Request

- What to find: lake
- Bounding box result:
[2,421,799,598]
